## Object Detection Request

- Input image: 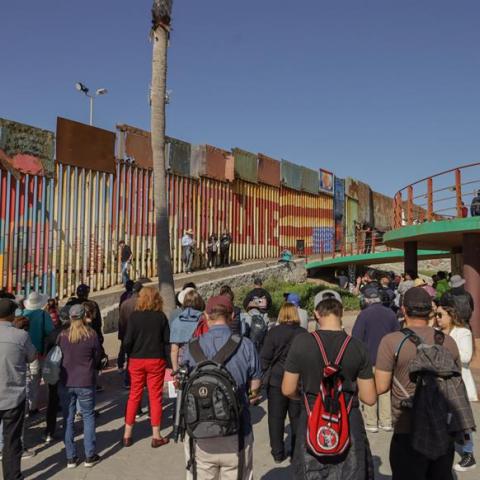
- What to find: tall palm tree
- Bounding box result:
[151,0,175,313]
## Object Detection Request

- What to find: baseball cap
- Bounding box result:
[286,293,301,307]
[314,290,342,308]
[403,287,432,313]
[362,284,381,300]
[69,304,86,319]
[0,298,18,318]
[205,295,234,315]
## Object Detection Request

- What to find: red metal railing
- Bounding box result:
[318,232,392,261]
[393,163,480,228]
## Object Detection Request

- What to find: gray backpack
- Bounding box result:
[394,329,475,460]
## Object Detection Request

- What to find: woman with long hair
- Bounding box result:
[435,301,478,472]
[260,302,306,463]
[57,304,102,469]
[122,287,170,448]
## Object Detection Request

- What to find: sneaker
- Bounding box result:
[67,457,79,469]
[43,434,54,444]
[21,449,36,459]
[135,408,145,419]
[273,453,287,464]
[454,453,476,472]
[84,454,101,468]
[379,425,393,432]
[365,426,379,433]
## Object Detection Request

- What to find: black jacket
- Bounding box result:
[261,323,305,387]
[123,310,170,359]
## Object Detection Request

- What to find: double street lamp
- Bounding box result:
[75,82,108,126]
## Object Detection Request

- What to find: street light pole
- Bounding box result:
[89,95,94,126]
[75,83,108,126]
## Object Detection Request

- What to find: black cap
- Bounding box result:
[362,284,381,300]
[0,298,18,318]
[403,287,432,313]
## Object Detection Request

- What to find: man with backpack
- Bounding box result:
[375,287,466,480]
[181,295,262,480]
[282,292,377,479]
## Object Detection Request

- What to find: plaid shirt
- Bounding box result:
[409,343,476,460]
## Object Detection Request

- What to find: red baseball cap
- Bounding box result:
[205,295,234,315]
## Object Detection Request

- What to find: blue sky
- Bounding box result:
[1,0,480,195]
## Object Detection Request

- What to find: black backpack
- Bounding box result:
[245,310,268,350]
[183,335,243,440]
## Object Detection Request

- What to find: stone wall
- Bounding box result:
[97,259,307,334]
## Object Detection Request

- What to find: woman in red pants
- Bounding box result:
[122,286,170,448]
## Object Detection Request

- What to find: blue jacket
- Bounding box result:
[169,308,202,344]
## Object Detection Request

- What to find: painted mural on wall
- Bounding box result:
[0,118,55,177]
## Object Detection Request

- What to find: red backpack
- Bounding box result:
[304,331,353,457]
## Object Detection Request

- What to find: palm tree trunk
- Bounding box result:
[151,5,175,314]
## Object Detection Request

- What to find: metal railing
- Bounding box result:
[393,163,480,228]
[317,233,393,261]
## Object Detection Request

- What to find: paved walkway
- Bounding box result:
[9,322,480,480]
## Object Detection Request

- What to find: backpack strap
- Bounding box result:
[188,337,208,363]
[311,331,352,366]
[394,328,423,365]
[212,334,242,365]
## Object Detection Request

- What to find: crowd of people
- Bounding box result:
[0,265,478,479]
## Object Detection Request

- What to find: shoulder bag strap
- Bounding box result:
[188,338,207,363]
[212,334,242,365]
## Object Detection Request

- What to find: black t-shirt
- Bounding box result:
[121,245,132,262]
[284,330,373,396]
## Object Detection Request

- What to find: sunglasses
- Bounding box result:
[435,312,446,319]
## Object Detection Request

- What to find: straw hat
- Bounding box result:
[24,291,49,310]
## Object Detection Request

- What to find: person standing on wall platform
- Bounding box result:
[182,229,195,274]
[220,230,232,267]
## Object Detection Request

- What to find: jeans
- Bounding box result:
[121,261,130,285]
[267,386,301,459]
[0,400,26,480]
[183,247,193,273]
[390,433,454,480]
[59,385,96,460]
